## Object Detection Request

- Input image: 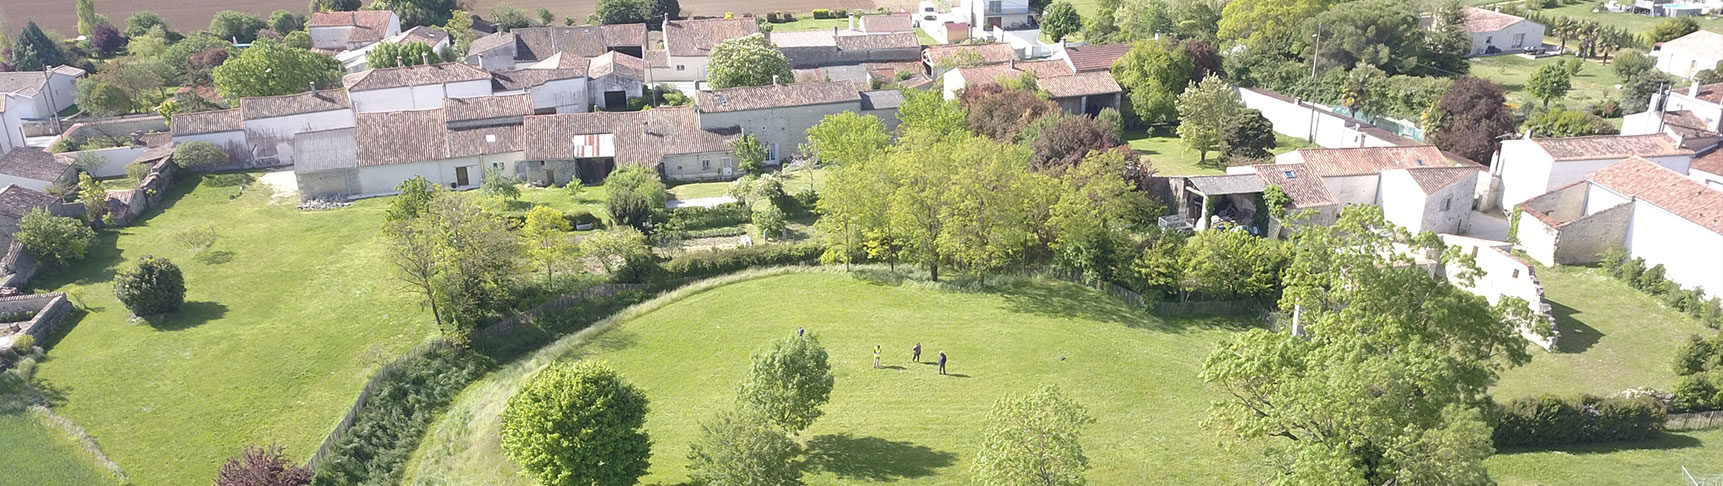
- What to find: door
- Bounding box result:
[544,169,556,185]
[1512,33,1525,48]
[604,91,627,111]
[455,166,471,187]
[988,16,1002,29]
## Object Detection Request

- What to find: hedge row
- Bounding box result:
[671,203,750,231]
[1491,394,1665,448]
[1600,247,1723,328]
[311,346,488,486]
[660,243,823,281]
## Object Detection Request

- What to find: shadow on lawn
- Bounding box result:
[1497,431,1703,456]
[1548,301,1604,354]
[801,433,956,481]
[146,301,229,331]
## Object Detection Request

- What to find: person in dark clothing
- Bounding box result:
[937,351,947,375]
[912,343,922,363]
[798,327,804,337]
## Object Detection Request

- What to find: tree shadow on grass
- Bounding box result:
[146,301,228,331]
[1495,432,1702,456]
[1548,301,1603,354]
[194,249,235,265]
[801,433,957,482]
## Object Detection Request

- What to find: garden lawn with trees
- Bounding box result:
[404,270,1266,484]
[20,175,435,485]
[1468,54,1624,115]
[1125,127,1317,175]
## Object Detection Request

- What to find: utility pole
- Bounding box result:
[1307,24,1320,144]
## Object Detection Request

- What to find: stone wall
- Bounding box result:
[0,292,70,350]
[1442,236,1559,350]
[0,239,39,290]
[102,157,178,227]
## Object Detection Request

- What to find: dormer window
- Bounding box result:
[1284,170,1296,179]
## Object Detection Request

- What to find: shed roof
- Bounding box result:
[836,32,919,50]
[352,109,523,167]
[1461,7,1529,33]
[172,108,244,136]
[924,43,1016,66]
[240,89,350,120]
[860,89,905,110]
[1587,156,1723,234]
[1402,165,1483,193]
[444,93,533,122]
[1041,71,1122,98]
[1694,149,1723,176]
[664,18,759,57]
[861,13,915,33]
[342,62,493,92]
[1062,43,1132,72]
[0,148,70,182]
[309,10,397,44]
[0,184,58,220]
[1186,174,1266,195]
[509,25,647,60]
[590,51,645,80]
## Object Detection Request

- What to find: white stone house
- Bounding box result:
[308,10,400,52]
[1178,146,1482,233]
[940,60,1123,115]
[0,148,71,192]
[333,25,452,73]
[963,0,1032,31]
[463,24,648,72]
[1623,81,1723,151]
[343,62,496,113]
[0,66,86,148]
[240,89,356,166]
[170,108,247,161]
[522,107,740,184]
[1656,30,1723,79]
[654,18,760,83]
[1460,7,1544,56]
[922,43,1018,78]
[587,51,647,110]
[1515,156,1723,295]
[695,81,870,164]
[293,102,526,199]
[1495,134,1695,209]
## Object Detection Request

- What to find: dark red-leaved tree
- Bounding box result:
[1031,114,1132,173]
[1182,39,1223,83]
[190,47,232,70]
[215,444,312,486]
[961,83,1062,142]
[1427,76,1516,164]
[89,23,127,57]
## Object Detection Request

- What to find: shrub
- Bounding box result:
[126,163,151,183]
[671,203,751,230]
[10,334,34,353]
[833,9,848,17]
[215,444,312,486]
[1675,334,1716,376]
[173,140,230,170]
[50,137,81,153]
[1492,394,1665,447]
[754,204,787,239]
[15,208,96,266]
[812,9,831,18]
[112,255,185,317]
[312,345,487,485]
[1590,99,1622,118]
[792,188,818,210]
[1637,263,1669,294]
[501,361,651,486]
[1674,371,1723,413]
[661,243,822,281]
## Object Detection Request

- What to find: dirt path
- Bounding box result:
[255,170,298,204]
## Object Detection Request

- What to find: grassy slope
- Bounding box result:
[406,271,1263,485]
[1127,127,1320,176]
[0,412,118,486]
[27,177,434,485]
[1489,429,1723,485]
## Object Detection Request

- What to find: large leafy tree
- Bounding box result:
[1111,39,1194,125]
[604,165,667,231]
[706,34,792,89]
[971,384,1096,486]
[687,408,802,486]
[1178,229,1284,301]
[368,41,439,68]
[16,208,96,267]
[1175,75,1243,167]
[502,361,652,486]
[1047,149,1150,281]
[738,333,835,432]
[961,83,1061,142]
[1525,63,1572,108]
[209,11,267,43]
[212,39,342,99]
[1422,0,1472,76]
[936,138,1057,273]
[1649,17,1698,43]
[1303,0,1423,74]
[77,0,102,37]
[1204,206,1531,485]
[125,11,171,38]
[804,111,891,167]
[12,21,66,71]
[379,0,461,28]
[522,206,576,281]
[1222,109,1276,161]
[1621,69,1672,114]
[386,185,518,344]
[1218,0,1335,50]
[1042,1,1082,42]
[1426,76,1515,164]
[269,10,307,33]
[596,0,650,25]
[730,134,768,176]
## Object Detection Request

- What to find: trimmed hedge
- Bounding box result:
[1491,394,1665,448]
[1600,246,1723,328]
[660,243,822,281]
[671,203,750,231]
[312,345,488,486]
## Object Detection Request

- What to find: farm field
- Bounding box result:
[19,176,436,485]
[404,270,1267,485]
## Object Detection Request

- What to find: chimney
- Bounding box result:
[396,56,404,66]
[773,75,780,86]
[309,81,316,93]
[1691,80,1702,97]
[849,14,856,31]
[642,121,649,135]
[833,26,839,37]
[422,52,431,65]
[1008,57,1015,69]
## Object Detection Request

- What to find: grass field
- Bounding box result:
[1492,265,1715,399]
[668,180,733,200]
[1530,2,1723,34]
[1126,127,1320,176]
[0,411,119,486]
[1467,54,1625,112]
[1489,429,1723,485]
[23,176,436,485]
[405,269,1265,485]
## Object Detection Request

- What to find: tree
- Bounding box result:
[687,408,802,486]
[444,10,479,55]
[1218,0,1335,50]
[1421,0,1472,76]
[706,34,792,89]
[173,140,231,169]
[1111,40,1194,125]
[379,0,461,28]
[805,111,891,167]
[76,78,136,117]
[731,134,768,175]
[647,0,680,28]
[961,83,1062,142]
[1176,75,1243,167]
[213,39,343,99]
[126,11,171,38]
[522,205,575,280]
[1525,63,1572,108]
[114,255,186,317]
[596,0,650,25]
[77,172,108,223]
[77,0,102,37]
[16,208,95,267]
[215,444,312,486]
[268,10,307,33]
[971,384,1096,486]
[387,190,518,343]
[503,361,651,486]
[1080,0,1122,43]
[282,30,311,49]
[1621,69,1672,114]
[1178,229,1283,300]
[896,88,970,139]
[1304,0,1423,74]
[210,11,268,43]
[936,138,1056,273]
[12,21,66,71]
[310,0,362,12]
[490,3,539,31]
[738,333,834,432]
[480,165,521,201]
[89,23,126,57]
[581,226,651,274]
[1042,2,1082,42]
[1047,149,1149,281]
[1611,49,1654,79]
[1426,76,1515,164]
[367,41,439,68]
[1222,109,1276,160]
[1204,206,1529,485]
[1523,107,1617,137]
[1030,115,1123,172]
[1649,17,1699,43]
[604,165,667,231]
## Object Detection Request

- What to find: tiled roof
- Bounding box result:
[309,11,397,44]
[395,25,450,46]
[1530,134,1692,161]
[1289,145,1458,176]
[865,60,923,80]
[643,50,669,68]
[353,109,523,167]
[133,141,176,165]
[697,82,864,113]
[1461,7,1528,33]
[1041,71,1121,98]
[1252,163,1336,207]
[1663,30,1723,59]
[1187,174,1266,195]
[521,107,737,165]
[794,65,870,83]
[0,148,70,182]
[510,25,647,60]
[241,89,349,120]
[1403,166,1483,193]
[1063,43,1132,72]
[924,43,1016,66]
[468,31,515,54]
[1689,82,1723,104]
[861,13,915,33]
[836,32,919,51]
[0,72,48,97]
[172,108,244,135]
[342,62,492,92]
[860,89,904,110]
[1587,156,1723,234]
[1017,60,1075,77]
[1661,110,1721,139]
[444,94,533,122]
[0,184,57,220]
[770,30,837,48]
[589,51,645,80]
[1695,149,1723,176]
[491,67,586,91]
[664,18,758,57]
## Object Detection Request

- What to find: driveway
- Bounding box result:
[666,196,736,209]
[1464,210,1511,241]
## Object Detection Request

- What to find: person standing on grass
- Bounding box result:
[937,351,947,375]
[873,345,882,368]
[912,342,922,363]
[798,327,804,337]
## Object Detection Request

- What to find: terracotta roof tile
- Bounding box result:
[836,32,919,51]
[342,62,492,92]
[643,50,669,68]
[0,148,70,182]
[395,25,449,46]
[697,81,864,113]
[924,43,1016,66]
[1253,163,1336,207]
[509,25,647,61]
[468,31,515,55]
[352,109,523,167]
[1587,156,1723,234]
[521,107,736,165]
[1186,174,1266,195]
[0,72,49,97]
[1063,43,1132,72]
[1694,149,1723,176]
[1290,145,1458,176]
[664,18,758,57]
[1689,82,1723,105]
[309,11,397,44]
[861,13,915,33]
[240,89,350,119]
[172,108,243,135]
[1661,110,1721,139]
[490,67,586,90]
[1403,166,1483,193]
[1041,71,1121,98]
[1461,7,1528,33]
[444,94,533,122]
[0,184,58,220]
[1530,134,1692,161]
[589,51,644,80]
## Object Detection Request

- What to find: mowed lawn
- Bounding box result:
[0,412,118,486]
[1127,127,1320,176]
[1468,54,1625,112]
[1489,429,1723,485]
[25,176,435,484]
[405,270,1265,485]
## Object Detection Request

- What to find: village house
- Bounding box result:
[0,148,72,192]
[769,29,922,68]
[962,0,1033,31]
[292,96,526,199]
[343,62,495,113]
[1623,80,1722,151]
[1459,7,1545,56]
[464,24,648,72]
[1515,156,1723,294]
[240,89,356,166]
[1057,43,1131,73]
[522,107,740,185]
[695,81,890,164]
[940,60,1123,115]
[922,43,1018,77]
[653,18,760,83]
[1655,30,1723,79]
[0,67,86,150]
[1495,134,1694,209]
[1175,146,1481,233]
[333,25,453,73]
[308,10,401,52]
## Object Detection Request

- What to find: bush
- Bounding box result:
[50,137,81,153]
[671,202,751,230]
[1590,98,1623,119]
[562,210,602,229]
[216,444,312,486]
[126,163,151,183]
[1675,334,1717,376]
[173,140,230,170]
[113,255,185,317]
[687,227,748,239]
[1637,263,1669,294]
[792,188,818,210]
[312,346,487,485]
[833,9,848,17]
[754,204,787,239]
[661,243,822,281]
[10,334,34,353]
[501,361,651,486]
[812,8,830,18]
[1676,372,1723,413]
[15,208,96,267]
[1492,394,1665,447]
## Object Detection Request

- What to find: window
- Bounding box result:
[702,159,711,169]
[676,65,686,71]
[1283,170,1296,179]
[1440,198,1452,211]
[722,157,733,167]
[1511,269,1521,279]
[1485,35,1493,44]
[1512,33,1525,47]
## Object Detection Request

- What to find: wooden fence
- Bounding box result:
[1667,411,1723,431]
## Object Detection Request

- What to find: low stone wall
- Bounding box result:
[0,292,70,349]
[0,239,40,290]
[102,157,178,227]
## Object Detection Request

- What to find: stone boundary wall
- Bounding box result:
[0,292,70,352]
[0,239,39,290]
